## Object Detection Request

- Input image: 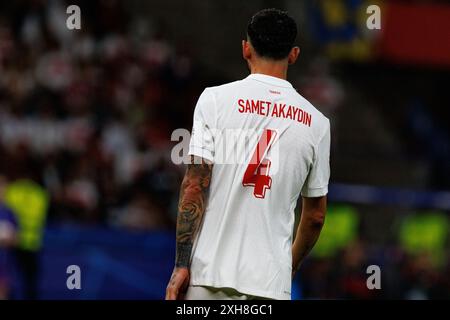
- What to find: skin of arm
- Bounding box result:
[292,196,327,277]
[165,155,213,300]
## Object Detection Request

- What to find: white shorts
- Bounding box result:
[184,285,271,300]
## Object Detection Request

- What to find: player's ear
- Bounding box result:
[242,40,252,60]
[288,46,300,65]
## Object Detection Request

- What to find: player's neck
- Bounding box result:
[250,60,288,81]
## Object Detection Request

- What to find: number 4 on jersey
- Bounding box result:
[242,129,277,199]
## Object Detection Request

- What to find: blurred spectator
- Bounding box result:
[0,175,18,300]
[297,58,344,120]
[4,178,48,300]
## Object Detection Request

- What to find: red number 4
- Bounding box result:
[242,129,277,199]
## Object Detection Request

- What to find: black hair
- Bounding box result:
[247,8,297,60]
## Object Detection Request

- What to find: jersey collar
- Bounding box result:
[247,73,293,88]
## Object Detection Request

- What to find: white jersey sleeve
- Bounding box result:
[188,89,216,162]
[301,119,331,197]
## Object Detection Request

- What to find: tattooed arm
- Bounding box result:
[166,155,213,300]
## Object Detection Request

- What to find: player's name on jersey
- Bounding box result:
[238,99,312,127]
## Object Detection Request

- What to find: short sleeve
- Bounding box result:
[301,120,331,197]
[188,89,216,162]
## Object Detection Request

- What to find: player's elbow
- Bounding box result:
[302,196,327,230]
[304,210,325,229]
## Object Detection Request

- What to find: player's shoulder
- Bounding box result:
[196,80,244,113]
[203,79,244,95]
[294,90,330,131]
[198,80,245,110]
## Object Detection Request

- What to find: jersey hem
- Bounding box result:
[190,277,291,300]
[301,186,328,197]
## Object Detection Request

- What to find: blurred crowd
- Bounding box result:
[300,242,450,300]
[0,0,213,230]
[0,1,211,298]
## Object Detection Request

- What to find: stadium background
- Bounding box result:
[0,0,449,299]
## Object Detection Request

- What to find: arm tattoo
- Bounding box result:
[175,156,212,268]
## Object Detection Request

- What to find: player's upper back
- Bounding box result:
[189,73,330,209]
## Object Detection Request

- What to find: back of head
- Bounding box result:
[247,8,298,60]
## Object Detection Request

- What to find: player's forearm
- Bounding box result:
[175,156,212,268]
[292,208,325,275]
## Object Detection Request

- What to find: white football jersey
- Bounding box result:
[188,73,330,300]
